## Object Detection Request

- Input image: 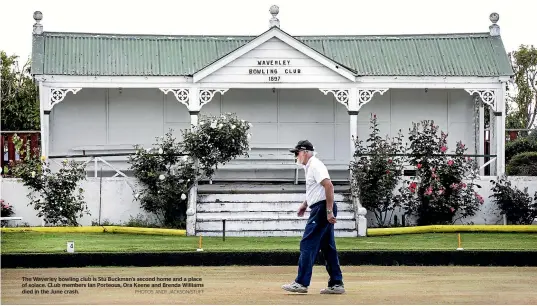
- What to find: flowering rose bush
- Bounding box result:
[9,135,89,226]
[395,120,483,225]
[182,113,251,178]
[350,114,406,227]
[129,113,251,229]
[129,131,197,228]
[1,199,15,227]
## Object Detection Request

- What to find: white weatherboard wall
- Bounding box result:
[48,87,476,181]
[199,37,352,84]
[3,177,536,232]
[49,88,191,157]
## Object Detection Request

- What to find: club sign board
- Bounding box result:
[248,59,302,82]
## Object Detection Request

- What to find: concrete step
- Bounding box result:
[197,183,351,194]
[198,193,352,203]
[196,229,358,237]
[209,167,352,182]
[196,219,356,231]
[196,212,356,220]
[197,202,354,212]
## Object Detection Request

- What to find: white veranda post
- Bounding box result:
[319,87,388,237]
[319,88,356,165]
[496,83,507,175]
[160,87,228,236]
[465,88,503,176]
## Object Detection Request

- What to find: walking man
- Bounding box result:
[282,140,345,294]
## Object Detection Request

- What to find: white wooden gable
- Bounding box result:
[193,27,356,84]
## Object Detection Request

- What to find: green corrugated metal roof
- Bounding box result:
[31,30,513,77]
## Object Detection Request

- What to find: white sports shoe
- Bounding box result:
[281,281,308,293]
[320,284,345,294]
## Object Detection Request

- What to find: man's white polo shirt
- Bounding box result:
[304,155,331,206]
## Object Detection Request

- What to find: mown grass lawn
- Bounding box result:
[1,232,536,254]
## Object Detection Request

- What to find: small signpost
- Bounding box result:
[67,241,75,253]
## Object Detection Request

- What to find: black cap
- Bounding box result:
[289,140,314,153]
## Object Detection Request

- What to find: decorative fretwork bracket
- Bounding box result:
[465,89,496,111]
[160,88,190,108]
[199,89,228,109]
[48,88,82,111]
[319,89,349,109]
[357,89,388,110]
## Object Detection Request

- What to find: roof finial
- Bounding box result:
[269,5,280,28]
[489,12,500,36]
[33,11,43,35]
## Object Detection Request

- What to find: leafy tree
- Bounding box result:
[506,45,537,131]
[1,51,40,131]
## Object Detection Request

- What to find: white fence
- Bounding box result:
[0,177,148,227]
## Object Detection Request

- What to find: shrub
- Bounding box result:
[505,137,537,163]
[9,135,89,226]
[182,113,251,178]
[395,120,483,225]
[129,113,251,229]
[128,131,197,229]
[350,114,406,227]
[489,176,537,225]
[506,152,537,176]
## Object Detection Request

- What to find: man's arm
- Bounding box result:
[320,178,334,212]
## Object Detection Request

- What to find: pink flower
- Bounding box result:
[475,192,484,204]
[450,207,455,213]
[424,186,433,196]
[437,188,445,195]
[386,170,390,174]
[440,146,447,153]
[417,164,422,169]
[462,183,467,188]
[409,182,418,193]
[450,183,459,190]
[388,159,392,164]
[448,160,454,166]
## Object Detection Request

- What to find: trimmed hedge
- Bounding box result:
[506,152,537,176]
[2,250,537,268]
[505,137,537,163]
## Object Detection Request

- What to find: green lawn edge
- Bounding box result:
[2,232,536,254]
